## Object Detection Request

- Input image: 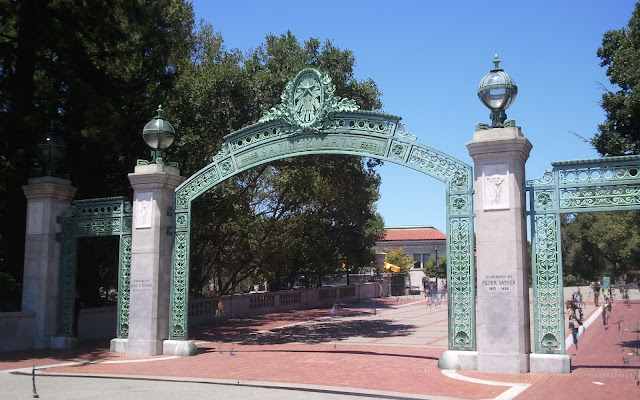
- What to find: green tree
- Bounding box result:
[0,0,196,309]
[170,30,385,295]
[382,248,414,274]
[561,3,640,286]
[593,1,640,155]
[423,255,447,279]
[561,212,640,283]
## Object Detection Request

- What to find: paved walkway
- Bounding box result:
[1,296,639,399]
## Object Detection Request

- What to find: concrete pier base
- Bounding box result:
[438,350,478,370]
[530,353,571,374]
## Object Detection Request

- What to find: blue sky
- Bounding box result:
[191,0,637,231]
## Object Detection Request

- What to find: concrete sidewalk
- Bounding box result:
[1,297,639,399]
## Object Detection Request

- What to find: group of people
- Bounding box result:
[590,280,614,326]
[422,276,446,306]
[567,279,617,351]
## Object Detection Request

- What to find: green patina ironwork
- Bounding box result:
[168,68,476,351]
[526,155,640,354]
[57,197,133,338]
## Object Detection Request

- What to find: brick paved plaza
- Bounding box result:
[1,296,639,399]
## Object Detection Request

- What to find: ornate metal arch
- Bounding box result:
[526,155,640,354]
[168,68,476,351]
[57,197,133,338]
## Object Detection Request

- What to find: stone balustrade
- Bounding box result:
[189,282,378,325]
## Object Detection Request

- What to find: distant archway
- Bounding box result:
[168,68,476,351]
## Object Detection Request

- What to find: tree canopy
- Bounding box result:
[423,255,447,279]
[0,0,195,310]
[593,1,640,155]
[0,2,386,307]
[382,248,414,275]
[561,212,640,285]
[171,29,385,294]
[560,2,640,286]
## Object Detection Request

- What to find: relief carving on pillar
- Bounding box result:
[136,193,153,229]
[484,163,510,210]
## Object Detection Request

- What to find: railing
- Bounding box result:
[339,286,356,298]
[189,297,218,317]
[319,287,337,300]
[250,294,275,309]
[279,291,302,306]
[188,283,376,325]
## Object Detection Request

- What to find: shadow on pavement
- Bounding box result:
[194,318,415,345]
[198,347,440,362]
[0,339,113,365]
[571,364,640,370]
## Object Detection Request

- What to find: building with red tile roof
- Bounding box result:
[374,226,446,291]
[380,226,446,242]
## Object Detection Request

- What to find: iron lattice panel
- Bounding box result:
[448,217,475,350]
[526,155,640,353]
[57,197,132,338]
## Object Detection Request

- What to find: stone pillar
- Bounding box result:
[466,126,532,374]
[111,164,185,356]
[22,176,77,349]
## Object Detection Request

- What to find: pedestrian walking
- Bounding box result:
[568,311,582,350]
[591,280,601,306]
[602,295,612,326]
[422,275,429,299]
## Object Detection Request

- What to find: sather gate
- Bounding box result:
[166,68,477,352]
[20,65,640,374]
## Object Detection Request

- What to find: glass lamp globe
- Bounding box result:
[477,55,518,128]
[36,124,66,176]
[142,105,175,151]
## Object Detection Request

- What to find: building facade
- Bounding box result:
[374,226,446,291]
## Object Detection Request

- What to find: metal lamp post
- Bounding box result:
[476,55,518,130]
[35,124,66,176]
[434,245,439,281]
[139,105,176,166]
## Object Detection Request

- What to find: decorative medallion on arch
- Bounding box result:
[169,68,476,352]
[260,68,359,135]
[526,155,640,354]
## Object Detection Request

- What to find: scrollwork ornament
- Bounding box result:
[395,123,417,141]
[408,147,471,191]
[560,186,640,209]
[533,214,563,352]
[117,234,132,338]
[527,169,554,186]
[449,217,474,350]
[170,232,189,340]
